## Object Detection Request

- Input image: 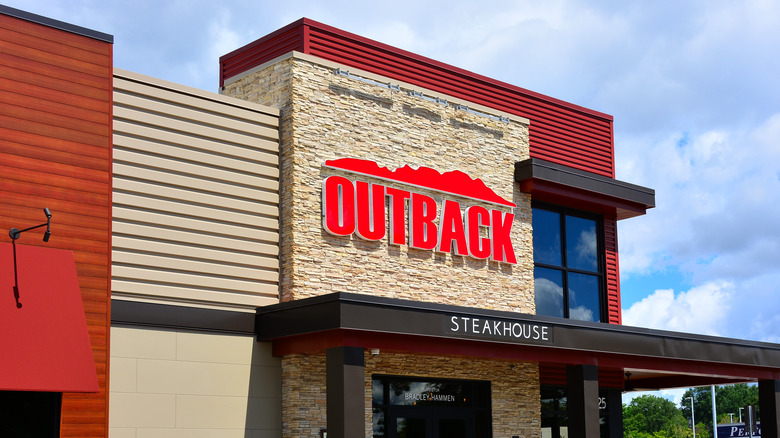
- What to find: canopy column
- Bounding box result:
[326,346,365,438]
[567,364,600,438]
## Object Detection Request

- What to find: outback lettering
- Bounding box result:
[322,175,517,264]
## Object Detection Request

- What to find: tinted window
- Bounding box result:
[532,208,562,266]
[534,267,564,318]
[532,206,604,321]
[567,272,601,322]
[565,216,598,272]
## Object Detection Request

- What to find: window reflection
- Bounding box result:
[567,273,600,322]
[565,216,597,272]
[534,267,564,318]
[532,208,562,266]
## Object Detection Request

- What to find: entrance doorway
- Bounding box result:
[372,375,491,438]
[389,406,474,438]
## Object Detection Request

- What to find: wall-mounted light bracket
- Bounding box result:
[9,208,52,242]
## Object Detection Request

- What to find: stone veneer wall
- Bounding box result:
[223,54,534,313]
[224,53,540,438]
[281,353,540,438]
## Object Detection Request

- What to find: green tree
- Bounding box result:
[680,384,759,431]
[717,384,759,423]
[624,395,691,437]
[680,387,713,436]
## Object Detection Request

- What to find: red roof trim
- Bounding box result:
[219,18,306,63]
[220,17,612,121]
[299,18,612,121]
[219,18,616,177]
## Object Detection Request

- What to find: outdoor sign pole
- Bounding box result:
[712,386,718,438]
[744,405,755,438]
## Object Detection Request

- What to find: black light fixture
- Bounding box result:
[624,372,634,391]
[9,208,52,242]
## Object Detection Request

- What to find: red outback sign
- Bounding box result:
[322,158,517,264]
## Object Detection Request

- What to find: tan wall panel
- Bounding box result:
[113,161,279,202]
[112,236,277,268]
[112,220,277,257]
[113,71,279,125]
[113,106,277,147]
[112,206,279,244]
[112,266,277,294]
[114,90,278,140]
[113,121,278,166]
[109,327,282,436]
[113,251,276,282]
[112,222,278,256]
[112,193,278,230]
[111,280,279,308]
[113,178,278,218]
[112,69,280,310]
[112,143,278,190]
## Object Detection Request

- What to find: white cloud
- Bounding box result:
[616,110,780,342]
[622,281,733,336]
[569,306,594,322]
[623,387,688,407]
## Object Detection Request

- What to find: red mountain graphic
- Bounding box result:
[325,158,516,208]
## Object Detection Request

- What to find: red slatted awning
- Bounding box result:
[0,242,98,392]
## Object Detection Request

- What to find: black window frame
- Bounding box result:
[532,202,607,322]
[371,374,492,438]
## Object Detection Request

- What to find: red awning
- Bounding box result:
[0,242,99,392]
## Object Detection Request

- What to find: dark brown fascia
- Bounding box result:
[515,158,655,219]
[112,299,256,334]
[256,292,780,380]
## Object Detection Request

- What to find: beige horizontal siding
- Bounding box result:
[112,236,277,269]
[113,192,278,230]
[113,134,278,177]
[112,69,280,309]
[112,207,278,244]
[111,280,280,309]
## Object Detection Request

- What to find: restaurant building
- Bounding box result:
[3,6,780,438]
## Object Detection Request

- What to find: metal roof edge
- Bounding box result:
[0,4,113,43]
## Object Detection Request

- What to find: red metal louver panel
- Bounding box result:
[219,19,307,86]
[219,18,616,177]
[603,217,621,324]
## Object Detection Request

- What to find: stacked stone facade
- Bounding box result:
[281,352,540,438]
[224,52,540,438]
[224,54,534,311]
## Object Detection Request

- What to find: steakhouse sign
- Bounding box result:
[322,158,517,264]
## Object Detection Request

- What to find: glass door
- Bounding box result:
[393,411,430,438]
[388,406,474,438]
[373,375,491,438]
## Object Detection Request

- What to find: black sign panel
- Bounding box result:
[446,315,553,345]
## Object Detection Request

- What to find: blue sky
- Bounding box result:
[10,0,780,400]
